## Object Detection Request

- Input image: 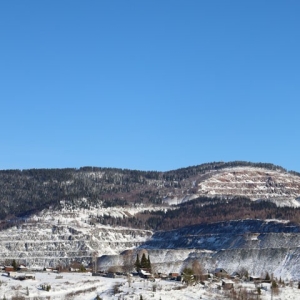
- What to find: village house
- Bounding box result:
[7,272,23,279]
[222,279,234,290]
[214,268,229,278]
[169,272,179,280]
[5,266,14,272]
[7,271,35,280]
[250,275,262,282]
[44,267,54,272]
[69,262,84,272]
[140,269,152,279]
[18,264,28,272]
[158,273,168,280]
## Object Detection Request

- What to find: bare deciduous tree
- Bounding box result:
[192,260,204,282]
[122,250,134,273]
[238,267,249,279]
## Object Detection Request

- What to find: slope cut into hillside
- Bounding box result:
[163,167,300,207]
[1,161,300,222]
[99,219,300,279]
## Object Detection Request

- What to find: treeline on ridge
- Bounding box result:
[96,196,300,231]
[0,160,298,221]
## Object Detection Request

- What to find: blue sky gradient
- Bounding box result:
[1,1,299,171]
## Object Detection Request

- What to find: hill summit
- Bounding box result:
[0,161,300,222]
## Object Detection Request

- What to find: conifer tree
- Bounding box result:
[12,259,17,271]
[141,253,148,269]
[134,254,141,271]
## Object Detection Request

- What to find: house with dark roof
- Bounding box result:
[214,268,229,278]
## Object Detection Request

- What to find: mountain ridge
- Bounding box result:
[2,161,300,278]
[1,161,300,222]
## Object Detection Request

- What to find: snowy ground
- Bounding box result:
[1,271,300,300]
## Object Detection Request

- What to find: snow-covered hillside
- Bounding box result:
[99,219,300,280]
[2,163,300,282]
[198,167,300,204]
[0,206,154,268]
[163,167,300,207]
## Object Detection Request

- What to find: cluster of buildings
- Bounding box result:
[1,264,35,280]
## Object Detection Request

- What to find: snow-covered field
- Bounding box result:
[1,271,300,300]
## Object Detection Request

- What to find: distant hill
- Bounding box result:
[0,161,300,223]
[1,161,300,275]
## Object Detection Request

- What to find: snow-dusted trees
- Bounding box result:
[181,261,204,285]
[134,254,141,271]
[12,259,17,271]
[182,267,194,286]
[134,253,152,272]
[265,272,271,281]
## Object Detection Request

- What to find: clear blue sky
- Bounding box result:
[1,1,299,172]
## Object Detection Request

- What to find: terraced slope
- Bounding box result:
[198,167,300,204]
[0,208,152,268]
[163,167,300,206]
[99,219,300,279]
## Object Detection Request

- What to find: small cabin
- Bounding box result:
[70,267,80,272]
[140,269,152,279]
[5,266,14,272]
[169,272,179,280]
[250,276,261,282]
[222,279,234,290]
[214,268,228,278]
[45,268,54,272]
[18,264,28,272]
[69,262,84,272]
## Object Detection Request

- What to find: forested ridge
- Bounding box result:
[97,196,300,230]
[0,161,299,223]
